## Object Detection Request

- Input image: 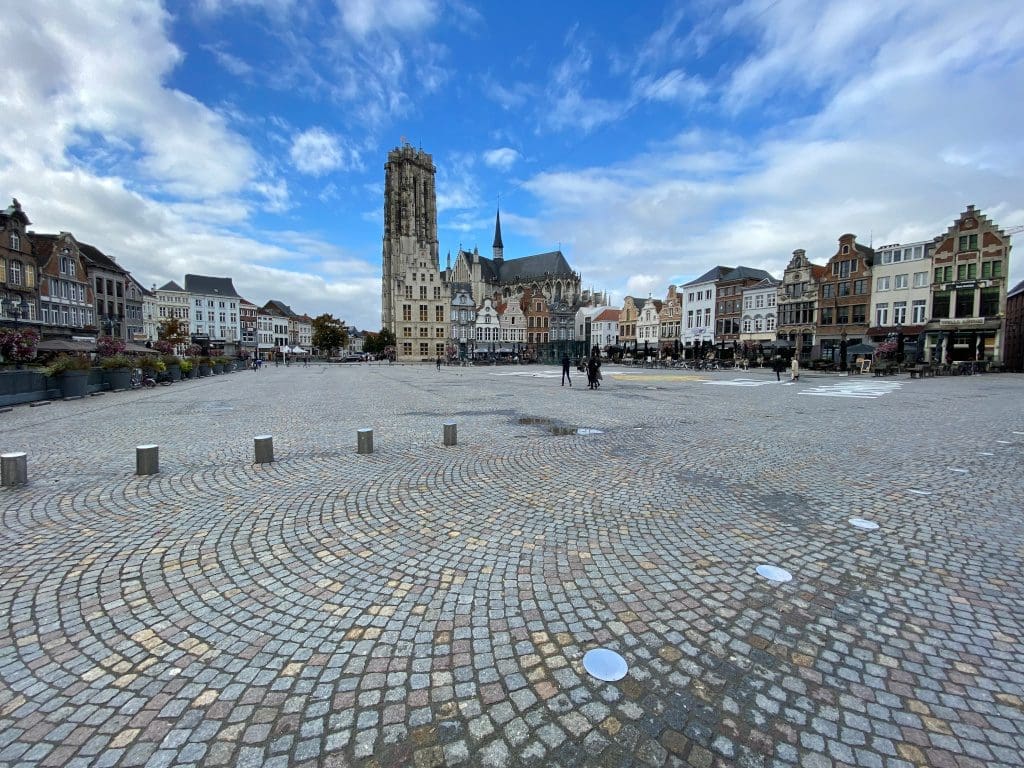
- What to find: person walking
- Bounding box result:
[561,352,572,387]
[436,355,442,371]
[790,355,800,382]
[587,355,599,389]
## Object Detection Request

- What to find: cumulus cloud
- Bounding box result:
[289,128,361,175]
[482,148,520,170]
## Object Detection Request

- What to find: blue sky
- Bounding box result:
[2,0,1023,330]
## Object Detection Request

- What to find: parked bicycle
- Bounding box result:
[130,369,156,389]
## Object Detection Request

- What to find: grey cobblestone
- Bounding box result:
[0,366,1022,767]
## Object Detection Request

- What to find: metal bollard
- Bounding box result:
[136,445,159,476]
[254,435,274,464]
[443,421,457,447]
[357,428,373,454]
[1,452,28,487]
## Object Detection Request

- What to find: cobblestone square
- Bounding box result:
[1,364,1023,767]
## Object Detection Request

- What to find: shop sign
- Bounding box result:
[938,317,985,327]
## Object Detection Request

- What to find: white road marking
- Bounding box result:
[798,382,903,399]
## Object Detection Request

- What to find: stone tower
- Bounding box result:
[381,143,448,360]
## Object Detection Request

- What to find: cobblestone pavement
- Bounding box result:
[1,364,1023,768]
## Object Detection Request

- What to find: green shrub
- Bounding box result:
[100,354,134,370]
[44,354,93,376]
[138,356,166,373]
[179,359,193,374]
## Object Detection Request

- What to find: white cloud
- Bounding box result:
[337,0,438,38]
[289,128,361,175]
[482,148,520,170]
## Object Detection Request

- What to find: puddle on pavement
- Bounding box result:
[517,416,603,436]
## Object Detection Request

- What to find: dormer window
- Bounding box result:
[842,245,850,254]
[10,232,19,250]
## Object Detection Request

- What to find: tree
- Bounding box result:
[158,317,191,349]
[363,327,395,356]
[311,313,348,356]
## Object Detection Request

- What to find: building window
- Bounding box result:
[893,301,907,324]
[742,319,752,332]
[435,306,444,322]
[419,327,428,337]
[8,260,22,286]
[838,282,850,297]
[980,288,1000,316]
[876,303,889,326]
[912,300,926,323]
[405,286,413,299]
[766,316,775,331]
[913,271,928,288]
[419,304,428,321]
[10,232,20,250]
[958,234,978,252]
[821,307,833,325]
[841,244,850,254]
[876,277,890,291]
[894,274,908,289]
[403,304,411,321]
[823,284,834,299]
[433,287,441,300]
[403,342,412,355]
[954,290,974,318]
[851,304,866,324]
[403,327,411,338]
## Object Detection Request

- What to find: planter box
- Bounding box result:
[166,364,181,382]
[199,365,211,377]
[106,368,132,390]
[60,370,89,399]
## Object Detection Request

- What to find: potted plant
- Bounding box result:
[198,356,212,377]
[212,356,225,375]
[161,354,181,381]
[100,354,134,390]
[179,359,193,379]
[138,356,166,380]
[215,355,234,373]
[96,335,126,358]
[44,353,93,398]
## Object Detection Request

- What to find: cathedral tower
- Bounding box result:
[381,143,448,360]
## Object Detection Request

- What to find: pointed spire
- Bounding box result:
[492,207,504,263]
[493,208,504,249]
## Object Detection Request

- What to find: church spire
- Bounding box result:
[492,207,504,263]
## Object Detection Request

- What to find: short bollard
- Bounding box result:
[1,452,28,487]
[443,421,457,447]
[254,435,274,464]
[357,428,373,455]
[136,445,159,476]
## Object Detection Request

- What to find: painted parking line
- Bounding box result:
[611,373,708,382]
[798,381,903,399]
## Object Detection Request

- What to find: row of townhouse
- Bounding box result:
[145,280,315,359]
[0,198,321,358]
[577,205,1014,365]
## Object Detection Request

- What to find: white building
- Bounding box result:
[183,274,241,352]
[148,280,191,348]
[450,285,476,359]
[500,294,527,350]
[681,266,732,350]
[591,308,620,350]
[574,305,608,353]
[474,298,501,355]
[869,240,932,334]
[636,297,663,351]
[740,277,780,347]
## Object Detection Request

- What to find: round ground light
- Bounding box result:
[582,648,628,681]
[849,518,880,530]
[756,564,793,582]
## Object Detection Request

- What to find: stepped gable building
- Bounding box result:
[776,249,825,361]
[380,143,448,362]
[815,234,875,364]
[922,205,1011,364]
[31,232,95,338]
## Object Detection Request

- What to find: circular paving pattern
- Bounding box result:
[1,365,1023,767]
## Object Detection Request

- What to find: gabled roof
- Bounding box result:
[596,308,620,322]
[184,274,241,298]
[157,280,185,292]
[78,242,126,275]
[1008,279,1024,299]
[745,277,781,290]
[263,299,297,317]
[681,265,734,287]
[641,299,664,313]
[720,266,775,283]
[462,248,575,283]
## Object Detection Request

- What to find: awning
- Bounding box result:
[124,342,153,354]
[37,338,94,352]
